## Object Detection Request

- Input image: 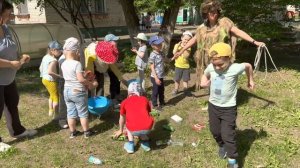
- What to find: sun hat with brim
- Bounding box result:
[134,33,148,41]
[104,34,119,42]
[209,42,232,58]
[48,40,62,50]
[148,35,164,45]
[95,41,119,64]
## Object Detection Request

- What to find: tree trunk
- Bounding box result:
[159,0,182,57]
[119,0,140,47]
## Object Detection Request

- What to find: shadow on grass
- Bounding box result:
[8,120,61,145]
[237,88,275,108]
[148,119,172,150]
[236,128,268,168]
[89,108,119,136]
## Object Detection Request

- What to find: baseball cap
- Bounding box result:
[209,42,232,58]
[104,34,119,42]
[134,33,148,41]
[63,37,80,51]
[48,40,62,50]
[148,35,164,45]
[182,31,193,37]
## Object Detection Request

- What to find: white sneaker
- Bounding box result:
[13,129,37,139]
[0,142,11,152]
[58,120,68,129]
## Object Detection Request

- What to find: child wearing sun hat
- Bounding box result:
[131,33,148,92]
[200,42,254,168]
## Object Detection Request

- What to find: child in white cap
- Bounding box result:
[61,37,97,139]
[114,81,154,154]
[131,33,148,91]
[171,31,193,96]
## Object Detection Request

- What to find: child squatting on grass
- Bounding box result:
[171,31,193,96]
[39,41,63,117]
[200,42,254,168]
[61,37,98,139]
[113,81,154,153]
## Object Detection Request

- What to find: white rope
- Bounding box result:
[254,45,280,79]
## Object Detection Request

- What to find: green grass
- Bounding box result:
[0,46,300,167]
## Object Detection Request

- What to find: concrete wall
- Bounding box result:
[13,0,46,24]
[45,0,126,28]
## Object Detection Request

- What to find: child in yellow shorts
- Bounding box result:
[171,31,193,96]
[39,41,63,117]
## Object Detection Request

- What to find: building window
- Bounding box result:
[81,0,106,14]
[16,0,29,15]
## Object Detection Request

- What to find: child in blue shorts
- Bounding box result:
[61,37,97,139]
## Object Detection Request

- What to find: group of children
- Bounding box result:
[39,31,254,168]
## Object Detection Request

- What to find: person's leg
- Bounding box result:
[138,69,145,92]
[158,78,165,106]
[150,77,159,107]
[75,91,89,132]
[124,129,135,153]
[208,102,226,158]
[4,81,26,136]
[42,79,54,115]
[220,106,238,161]
[108,68,120,99]
[94,71,104,96]
[64,88,78,134]
[182,68,190,90]
[173,67,182,94]
[48,81,59,117]
[0,85,4,119]
[57,80,68,128]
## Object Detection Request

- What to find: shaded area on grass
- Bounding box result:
[8,120,61,145]
[149,119,172,150]
[237,88,275,108]
[237,128,268,168]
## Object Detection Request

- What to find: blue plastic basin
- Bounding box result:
[88,96,112,116]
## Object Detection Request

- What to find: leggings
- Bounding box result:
[42,79,59,103]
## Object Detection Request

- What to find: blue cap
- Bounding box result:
[48,40,62,50]
[104,34,119,42]
[148,35,164,45]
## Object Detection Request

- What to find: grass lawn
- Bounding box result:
[0,45,299,168]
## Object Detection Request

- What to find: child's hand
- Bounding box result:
[131,47,137,53]
[113,130,123,139]
[247,80,255,90]
[155,78,161,85]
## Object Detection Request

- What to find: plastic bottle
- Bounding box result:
[88,155,103,165]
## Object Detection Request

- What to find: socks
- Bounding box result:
[129,141,134,144]
[228,158,237,164]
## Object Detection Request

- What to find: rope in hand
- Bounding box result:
[254,45,280,79]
